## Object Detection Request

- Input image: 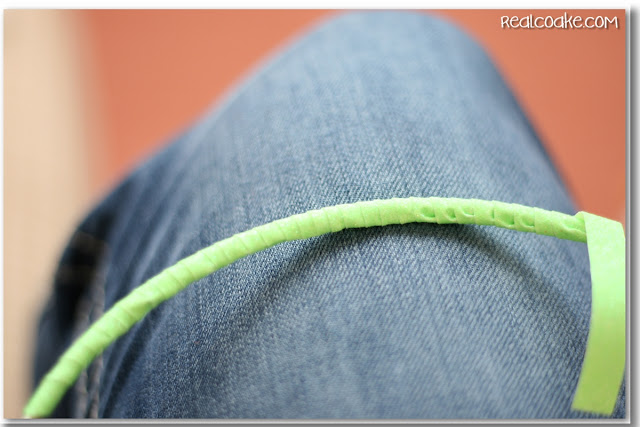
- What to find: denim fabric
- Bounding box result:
[33,11,625,418]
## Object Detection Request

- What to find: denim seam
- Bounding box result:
[65,230,108,418]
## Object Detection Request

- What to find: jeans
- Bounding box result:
[33,11,625,418]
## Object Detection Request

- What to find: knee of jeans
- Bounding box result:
[299,11,501,88]
[249,10,521,154]
[215,10,547,207]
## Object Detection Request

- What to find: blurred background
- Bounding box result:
[4,9,625,418]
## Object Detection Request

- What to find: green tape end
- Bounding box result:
[570,212,625,416]
[571,390,617,415]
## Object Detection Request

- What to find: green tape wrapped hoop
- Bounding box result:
[23,197,625,418]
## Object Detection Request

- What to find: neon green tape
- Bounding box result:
[571,212,626,415]
[24,197,622,418]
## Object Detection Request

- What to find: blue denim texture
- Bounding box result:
[33,11,625,418]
